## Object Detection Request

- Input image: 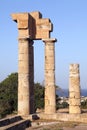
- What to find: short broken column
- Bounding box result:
[69,64,81,114]
[43,38,57,114]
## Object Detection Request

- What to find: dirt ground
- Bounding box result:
[26,120,87,130]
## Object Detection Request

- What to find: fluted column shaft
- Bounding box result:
[69,64,81,114]
[43,38,56,114]
[18,38,34,115]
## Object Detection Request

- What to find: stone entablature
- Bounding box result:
[11,12,52,39]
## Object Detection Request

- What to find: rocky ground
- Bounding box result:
[26,120,87,130]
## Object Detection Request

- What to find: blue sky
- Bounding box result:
[0,0,87,89]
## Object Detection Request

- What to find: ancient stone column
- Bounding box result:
[11,13,35,115]
[18,38,34,115]
[43,38,57,114]
[69,64,81,114]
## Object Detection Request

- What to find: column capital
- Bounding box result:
[42,38,57,43]
[18,38,34,44]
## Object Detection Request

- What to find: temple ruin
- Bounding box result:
[11,12,57,115]
[1,11,87,130]
[7,11,87,123]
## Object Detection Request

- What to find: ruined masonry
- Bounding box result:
[11,11,82,117]
[11,12,57,115]
[0,11,87,130]
[69,64,81,114]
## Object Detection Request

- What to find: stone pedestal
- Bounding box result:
[43,38,56,114]
[69,64,81,114]
[18,38,34,115]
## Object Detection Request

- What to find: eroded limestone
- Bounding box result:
[69,64,81,114]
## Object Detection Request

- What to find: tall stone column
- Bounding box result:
[43,38,56,114]
[69,64,81,114]
[18,38,34,115]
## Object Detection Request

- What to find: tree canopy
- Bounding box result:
[0,73,18,117]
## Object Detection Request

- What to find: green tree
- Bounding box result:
[81,99,87,109]
[0,73,18,117]
[62,101,69,108]
[34,83,44,111]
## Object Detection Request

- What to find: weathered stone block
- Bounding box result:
[36,19,52,31]
[69,92,80,98]
[69,105,81,114]
[69,98,81,105]
[18,29,30,39]
[11,13,29,21]
[35,30,50,39]
[30,11,42,19]
[18,20,29,29]
[45,63,55,70]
